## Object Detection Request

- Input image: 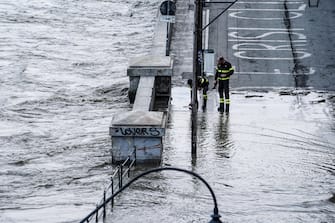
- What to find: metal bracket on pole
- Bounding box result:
[308,0,320,8]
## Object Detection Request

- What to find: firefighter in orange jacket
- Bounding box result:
[213,57,234,113]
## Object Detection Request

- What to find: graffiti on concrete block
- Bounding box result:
[111,127,164,137]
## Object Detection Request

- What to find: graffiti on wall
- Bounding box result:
[111,127,164,137]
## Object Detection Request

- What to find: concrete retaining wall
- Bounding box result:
[110,6,174,164]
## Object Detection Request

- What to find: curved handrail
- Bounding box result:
[80,167,222,223]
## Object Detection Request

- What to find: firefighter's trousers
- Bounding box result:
[218,79,230,112]
[202,85,209,110]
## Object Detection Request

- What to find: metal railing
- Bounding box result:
[81,149,136,223]
[81,167,224,223]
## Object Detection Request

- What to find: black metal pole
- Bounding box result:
[192,0,203,155]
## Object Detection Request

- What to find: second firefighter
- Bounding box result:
[187,76,209,110]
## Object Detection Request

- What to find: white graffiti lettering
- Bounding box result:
[232,43,307,51]
[234,51,312,60]
[115,127,162,137]
[229,11,303,20]
[236,1,304,5]
[228,31,306,40]
[229,4,306,11]
[229,27,304,31]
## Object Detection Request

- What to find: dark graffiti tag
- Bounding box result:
[111,127,164,137]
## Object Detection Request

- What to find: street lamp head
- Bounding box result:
[208,206,223,223]
[209,213,223,223]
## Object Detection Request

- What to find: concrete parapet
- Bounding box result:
[113,55,172,164]
[110,111,166,164]
[151,20,169,55]
[127,55,173,103]
[110,3,174,164]
[127,55,173,77]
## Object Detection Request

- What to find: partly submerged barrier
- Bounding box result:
[109,2,174,164]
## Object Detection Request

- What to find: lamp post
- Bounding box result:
[80,167,223,223]
[192,0,204,155]
[192,0,238,156]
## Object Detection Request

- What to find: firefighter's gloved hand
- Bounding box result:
[212,82,217,89]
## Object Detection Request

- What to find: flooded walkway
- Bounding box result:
[106,87,335,223]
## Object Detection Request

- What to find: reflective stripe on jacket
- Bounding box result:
[215,61,234,81]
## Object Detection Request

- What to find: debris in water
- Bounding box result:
[245,94,264,98]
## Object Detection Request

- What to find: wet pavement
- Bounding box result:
[104,87,335,223]
[208,0,335,89]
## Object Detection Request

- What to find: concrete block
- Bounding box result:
[110,111,166,164]
[127,55,173,77]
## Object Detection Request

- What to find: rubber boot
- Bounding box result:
[218,103,224,113]
[202,99,207,111]
[225,104,230,113]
